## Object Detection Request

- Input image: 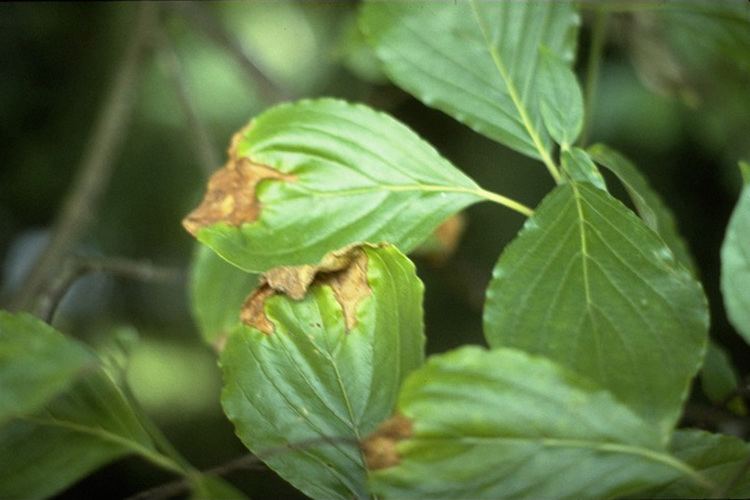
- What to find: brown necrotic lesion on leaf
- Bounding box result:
[240,285,276,335]
[362,414,413,470]
[182,127,295,236]
[239,246,374,335]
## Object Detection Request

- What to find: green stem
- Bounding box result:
[580,9,608,147]
[477,188,534,217]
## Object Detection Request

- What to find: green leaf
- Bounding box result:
[190,244,258,349]
[367,346,710,499]
[561,147,607,190]
[722,176,750,343]
[700,341,742,408]
[0,311,94,426]
[661,1,750,78]
[221,245,424,499]
[360,0,580,163]
[184,99,484,272]
[335,12,387,84]
[739,160,750,185]
[0,370,174,500]
[645,430,750,498]
[588,143,698,274]
[539,47,584,147]
[191,476,248,500]
[484,183,709,437]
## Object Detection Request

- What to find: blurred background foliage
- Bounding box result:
[0,1,748,498]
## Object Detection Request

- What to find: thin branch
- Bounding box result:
[9,3,158,313]
[125,436,360,500]
[167,2,290,103]
[580,8,608,147]
[155,19,220,177]
[36,255,183,323]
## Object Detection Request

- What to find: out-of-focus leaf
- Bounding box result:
[0,311,94,426]
[0,370,176,500]
[366,346,710,499]
[95,325,139,385]
[645,430,750,498]
[624,3,750,106]
[561,147,606,190]
[221,245,424,500]
[223,2,340,95]
[411,213,466,265]
[701,341,740,404]
[538,47,584,148]
[739,161,750,184]
[184,99,483,272]
[484,183,709,438]
[360,0,580,161]
[661,1,750,78]
[721,169,750,343]
[588,143,697,274]
[190,244,257,350]
[126,338,222,418]
[335,12,387,84]
[625,11,697,105]
[191,475,248,500]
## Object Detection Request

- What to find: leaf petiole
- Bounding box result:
[476,188,534,217]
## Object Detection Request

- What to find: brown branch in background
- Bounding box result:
[125,436,361,500]
[36,255,183,324]
[167,2,290,103]
[155,19,219,177]
[9,3,158,314]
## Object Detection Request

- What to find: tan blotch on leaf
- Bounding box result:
[182,127,295,236]
[241,246,373,335]
[239,286,276,335]
[362,414,413,470]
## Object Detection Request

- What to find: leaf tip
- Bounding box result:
[362,414,413,470]
[182,124,295,237]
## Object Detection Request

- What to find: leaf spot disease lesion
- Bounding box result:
[182,127,296,236]
[240,246,373,335]
[361,414,413,470]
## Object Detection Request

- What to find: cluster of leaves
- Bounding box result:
[2,1,749,499]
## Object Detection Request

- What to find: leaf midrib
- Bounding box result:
[468,0,560,181]
[18,415,182,475]
[284,184,533,217]
[234,341,362,499]
[411,434,712,490]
